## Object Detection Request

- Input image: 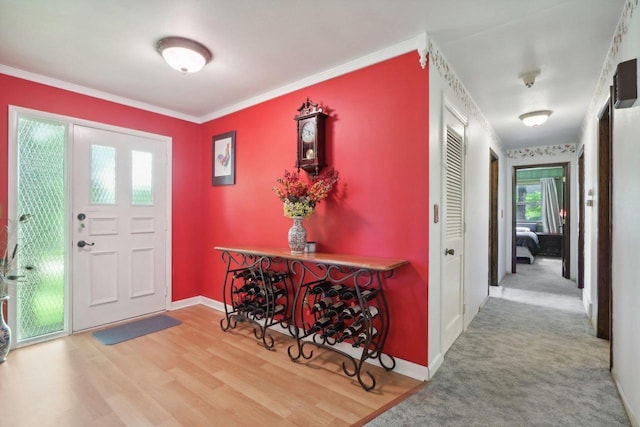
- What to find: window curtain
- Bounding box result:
[540,177,561,233]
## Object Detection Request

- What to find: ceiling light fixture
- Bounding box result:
[156,36,212,73]
[519,110,552,127]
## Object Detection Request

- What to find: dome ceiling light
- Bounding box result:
[156,36,212,73]
[519,110,552,127]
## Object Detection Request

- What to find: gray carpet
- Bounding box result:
[367,258,630,426]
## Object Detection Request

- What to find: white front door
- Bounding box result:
[441,106,466,354]
[72,125,168,331]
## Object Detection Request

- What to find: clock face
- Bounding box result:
[301,121,316,143]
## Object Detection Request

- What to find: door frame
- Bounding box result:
[596,92,613,344]
[7,105,173,345]
[488,149,499,287]
[511,162,570,279]
[578,148,585,289]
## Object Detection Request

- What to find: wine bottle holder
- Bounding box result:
[217,248,403,391]
[219,252,291,350]
[286,262,395,391]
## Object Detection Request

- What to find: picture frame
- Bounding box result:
[212,131,236,186]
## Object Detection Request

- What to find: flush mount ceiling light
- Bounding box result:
[156,36,212,73]
[519,110,552,127]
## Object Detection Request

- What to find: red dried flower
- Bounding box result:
[272,168,339,209]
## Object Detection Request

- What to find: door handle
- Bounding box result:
[445,248,455,256]
[77,240,95,248]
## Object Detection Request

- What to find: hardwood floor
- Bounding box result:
[0,305,423,426]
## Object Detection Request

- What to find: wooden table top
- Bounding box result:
[215,246,409,272]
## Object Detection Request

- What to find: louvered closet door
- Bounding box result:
[441,107,465,354]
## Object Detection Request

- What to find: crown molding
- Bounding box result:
[0,64,201,123]
[198,33,429,122]
[416,32,429,69]
[1,32,429,126]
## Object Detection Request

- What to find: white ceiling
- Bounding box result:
[0,0,625,149]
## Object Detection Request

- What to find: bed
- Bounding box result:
[515,224,540,264]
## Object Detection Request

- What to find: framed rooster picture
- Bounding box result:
[212,131,235,186]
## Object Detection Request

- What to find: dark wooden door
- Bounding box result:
[578,151,585,289]
[561,167,571,279]
[597,95,612,341]
[489,150,499,286]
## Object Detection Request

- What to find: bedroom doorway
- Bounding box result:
[511,163,570,280]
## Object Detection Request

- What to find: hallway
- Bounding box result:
[367,258,630,426]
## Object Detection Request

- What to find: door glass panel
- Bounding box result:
[91,145,116,204]
[17,116,66,340]
[131,150,153,205]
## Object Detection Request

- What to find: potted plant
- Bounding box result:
[272,169,338,253]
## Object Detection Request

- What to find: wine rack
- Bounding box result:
[286,263,393,391]
[219,252,291,350]
[216,246,407,391]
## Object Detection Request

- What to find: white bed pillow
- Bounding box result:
[516,226,531,232]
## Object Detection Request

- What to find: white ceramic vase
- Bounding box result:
[0,295,11,363]
[287,216,307,254]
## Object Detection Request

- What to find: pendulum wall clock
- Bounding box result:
[294,98,327,175]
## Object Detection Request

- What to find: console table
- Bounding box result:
[215,246,408,391]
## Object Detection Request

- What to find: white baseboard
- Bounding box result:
[612,367,639,427]
[427,352,443,380]
[171,295,229,312]
[582,293,595,331]
[465,294,491,329]
[480,294,490,310]
[172,296,429,382]
[170,296,201,310]
[395,356,430,381]
[582,292,592,318]
[199,295,228,312]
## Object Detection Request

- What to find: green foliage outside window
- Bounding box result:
[525,191,541,221]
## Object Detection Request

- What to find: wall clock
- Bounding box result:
[295,98,327,175]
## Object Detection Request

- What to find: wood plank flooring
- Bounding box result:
[0,305,423,426]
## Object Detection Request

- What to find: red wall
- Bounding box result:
[201,52,430,365]
[0,51,430,365]
[0,73,202,301]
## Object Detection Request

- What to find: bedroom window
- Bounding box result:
[516,184,542,222]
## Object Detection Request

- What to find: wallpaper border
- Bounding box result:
[507,144,577,159]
